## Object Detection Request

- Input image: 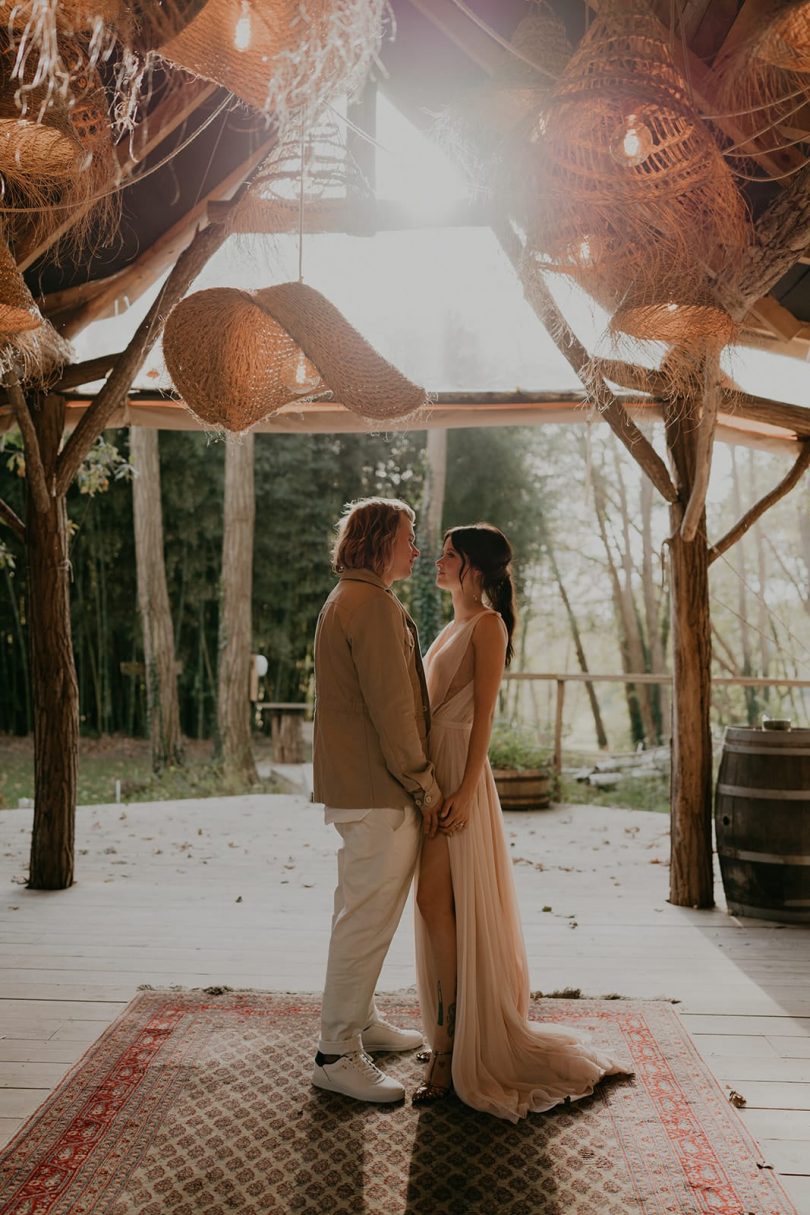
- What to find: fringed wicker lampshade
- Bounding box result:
[610,287,736,345]
[757,0,810,70]
[0,239,42,334]
[255,282,428,422]
[0,45,117,253]
[526,0,748,342]
[158,0,385,122]
[0,79,82,184]
[710,1,810,165]
[163,287,319,432]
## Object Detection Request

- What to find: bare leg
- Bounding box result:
[416,831,456,1058]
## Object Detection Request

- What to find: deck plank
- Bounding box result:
[1,793,808,1196]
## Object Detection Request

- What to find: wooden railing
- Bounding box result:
[503,672,810,787]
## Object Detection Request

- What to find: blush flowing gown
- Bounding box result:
[415,610,630,1123]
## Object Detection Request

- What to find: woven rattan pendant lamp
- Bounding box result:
[0,238,42,334]
[158,0,385,120]
[528,0,748,343]
[0,77,82,184]
[756,0,810,70]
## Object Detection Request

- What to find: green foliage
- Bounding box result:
[0,738,282,808]
[75,437,134,496]
[488,720,549,771]
[253,431,424,703]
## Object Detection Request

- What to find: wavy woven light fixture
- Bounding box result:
[158,0,385,124]
[255,281,427,422]
[164,283,427,431]
[527,0,749,345]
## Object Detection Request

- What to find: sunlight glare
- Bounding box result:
[375,92,469,222]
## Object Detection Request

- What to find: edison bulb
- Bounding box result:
[611,115,654,167]
[234,0,252,52]
[282,350,322,395]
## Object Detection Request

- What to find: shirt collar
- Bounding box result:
[338,568,390,592]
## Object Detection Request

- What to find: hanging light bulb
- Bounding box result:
[282,349,322,396]
[610,114,654,167]
[233,0,253,52]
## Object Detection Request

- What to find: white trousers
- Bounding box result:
[319,805,422,1055]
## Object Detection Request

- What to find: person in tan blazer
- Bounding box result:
[312,497,442,1104]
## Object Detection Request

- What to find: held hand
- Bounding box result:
[438,789,472,836]
[420,798,440,839]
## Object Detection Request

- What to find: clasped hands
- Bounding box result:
[421,787,473,838]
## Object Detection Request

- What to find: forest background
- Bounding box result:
[1,411,808,811]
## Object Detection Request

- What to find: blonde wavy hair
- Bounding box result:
[331,497,415,575]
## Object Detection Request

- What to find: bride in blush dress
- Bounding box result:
[414,524,630,1121]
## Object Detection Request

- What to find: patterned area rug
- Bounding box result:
[0,991,797,1215]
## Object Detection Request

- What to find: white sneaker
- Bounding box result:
[362,1018,423,1053]
[312,1052,405,1103]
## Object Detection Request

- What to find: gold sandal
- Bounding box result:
[412,1050,453,1105]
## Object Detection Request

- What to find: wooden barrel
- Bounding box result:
[715,726,810,922]
[493,768,551,810]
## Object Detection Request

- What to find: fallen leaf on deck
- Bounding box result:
[727,1090,746,1108]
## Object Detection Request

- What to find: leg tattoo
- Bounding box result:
[437,981,444,1028]
[447,1001,456,1040]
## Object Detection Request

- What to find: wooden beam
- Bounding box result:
[680,353,721,542]
[731,163,810,315]
[7,380,49,514]
[708,439,810,562]
[55,213,238,496]
[594,358,810,440]
[746,294,806,342]
[18,79,219,273]
[54,128,278,338]
[207,194,492,231]
[52,354,121,392]
[493,217,679,503]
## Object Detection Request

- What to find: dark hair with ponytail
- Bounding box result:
[444,523,517,666]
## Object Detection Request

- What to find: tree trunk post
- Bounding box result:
[216,434,258,783]
[131,426,184,771]
[26,394,78,890]
[665,399,714,909]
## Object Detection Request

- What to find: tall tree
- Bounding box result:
[216,434,257,783]
[131,427,183,771]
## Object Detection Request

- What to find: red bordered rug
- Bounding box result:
[0,991,797,1215]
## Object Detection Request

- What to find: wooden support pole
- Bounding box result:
[553,679,566,796]
[0,497,25,541]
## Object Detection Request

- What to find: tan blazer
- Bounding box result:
[313,568,441,812]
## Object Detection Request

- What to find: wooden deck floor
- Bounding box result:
[1,791,808,1212]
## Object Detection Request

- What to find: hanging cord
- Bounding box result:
[0,93,232,217]
[446,0,560,79]
[297,111,306,283]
